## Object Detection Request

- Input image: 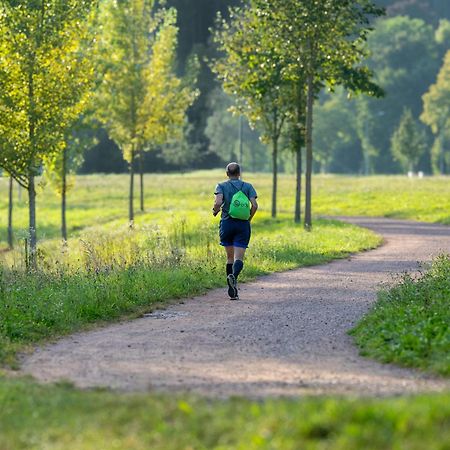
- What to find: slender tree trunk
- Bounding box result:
[129,150,135,226]
[294,82,304,224]
[304,72,314,231]
[8,176,13,249]
[139,148,144,212]
[294,144,302,224]
[239,115,244,164]
[61,147,67,242]
[271,134,278,218]
[28,173,37,270]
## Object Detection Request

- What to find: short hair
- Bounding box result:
[226,162,241,176]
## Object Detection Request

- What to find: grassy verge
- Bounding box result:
[0,377,449,450]
[0,219,380,366]
[350,254,450,376]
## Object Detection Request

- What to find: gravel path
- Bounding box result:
[20,217,450,397]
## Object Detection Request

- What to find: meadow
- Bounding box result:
[1,173,449,249]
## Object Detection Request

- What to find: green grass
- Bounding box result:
[350,254,450,376]
[0,174,449,248]
[0,377,449,450]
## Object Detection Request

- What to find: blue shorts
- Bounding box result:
[219,218,251,248]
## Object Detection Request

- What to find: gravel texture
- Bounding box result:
[20,217,450,397]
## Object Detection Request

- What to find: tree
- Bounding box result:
[421,50,450,174]
[313,91,358,173]
[252,0,383,228]
[139,17,198,211]
[7,176,13,249]
[0,0,96,268]
[355,16,439,173]
[95,1,195,220]
[212,5,291,218]
[204,89,269,172]
[391,108,427,173]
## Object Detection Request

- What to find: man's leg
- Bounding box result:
[232,246,246,279]
[225,246,237,299]
[225,246,234,276]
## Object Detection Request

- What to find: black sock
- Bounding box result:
[233,259,244,278]
[226,263,233,276]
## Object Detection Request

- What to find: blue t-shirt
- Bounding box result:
[214,179,257,221]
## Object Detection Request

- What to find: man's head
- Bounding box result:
[226,162,241,178]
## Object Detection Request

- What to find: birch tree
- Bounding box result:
[0,0,96,268]
[212,6,291,218]
[95,1,196,219]
[254,0,384,228]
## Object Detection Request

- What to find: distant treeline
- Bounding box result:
[81,0,450,174]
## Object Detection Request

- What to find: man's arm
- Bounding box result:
[249,197,258,221]
[212,193,223,216]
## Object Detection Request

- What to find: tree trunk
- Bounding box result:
[239,115,244,164]
[294,144,302,224]
[304,72,314,231]
[271,133,278,218]
[129,150,135,226]
[28,173,37,270]
[8,176,13,249]
[61,147,67,242]
[139,148,144,212]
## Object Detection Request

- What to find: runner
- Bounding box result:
[212,162,258,300]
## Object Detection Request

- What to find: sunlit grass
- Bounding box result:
[0,173,449,248]
[351,254,450,376]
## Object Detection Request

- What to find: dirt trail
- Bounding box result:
[21,217,450,397]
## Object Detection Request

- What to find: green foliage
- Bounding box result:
[0,377,449,449]
[391,108,427,172]
[421,50,450,174]
[205,89,269,170]
[313,90,360,173]
[355,16,440,172]
[212,4,291,144]
[351,254,450,375]
[95,1,197,163]
[0,0,96,186]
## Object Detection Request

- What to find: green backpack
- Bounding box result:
[229,182,251,220]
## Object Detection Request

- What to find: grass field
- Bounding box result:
[0,173,449,248]
[0,376,449,450]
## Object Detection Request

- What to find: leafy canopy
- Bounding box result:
[0,0,96,186]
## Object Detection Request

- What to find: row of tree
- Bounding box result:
[0,0,197,268]
[312,15,450,175]
[212,0,384,227]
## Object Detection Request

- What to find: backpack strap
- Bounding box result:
[228,180,245,193]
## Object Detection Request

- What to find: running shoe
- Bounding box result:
[227,274,238,300]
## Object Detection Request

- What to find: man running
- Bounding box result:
[212,162,258,300]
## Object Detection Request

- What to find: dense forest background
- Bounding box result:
[81,0,450,174]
